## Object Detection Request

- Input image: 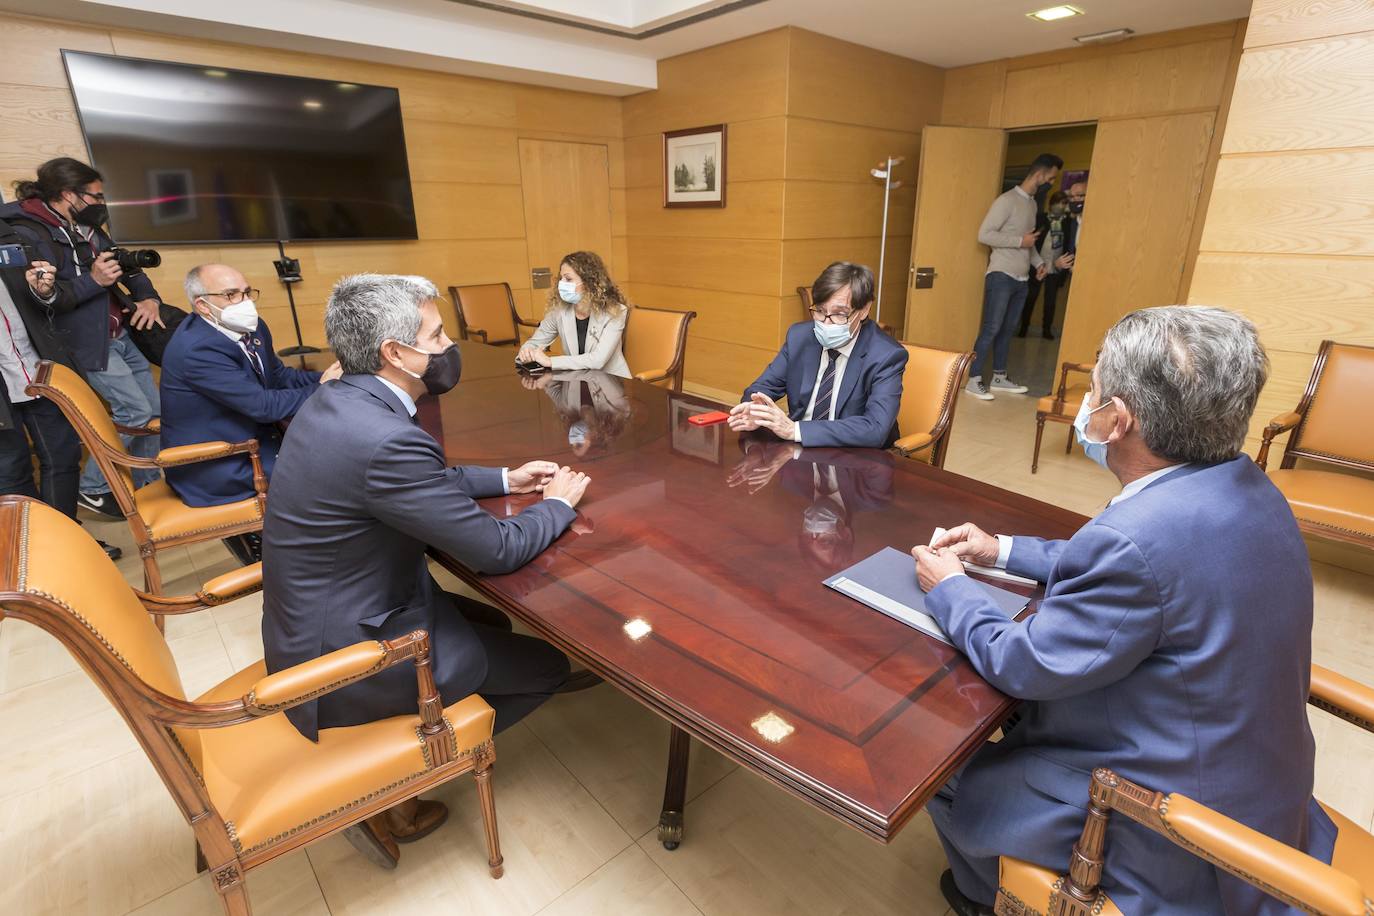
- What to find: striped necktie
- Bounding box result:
[240,334,265,380]
[813,349,842,420]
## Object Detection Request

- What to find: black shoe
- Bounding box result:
[97,539,123,561]
[557,669,605,693]
[1043,330,1057,341]
[1015,329,1027,338]
[77,491,123,519]
[940,870,995,916]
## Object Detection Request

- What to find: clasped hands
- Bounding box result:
[911,521,1000,592]
[727,392,795,440]
[727,439,795,495]
[508,459,591,509]
[516,344,551,368]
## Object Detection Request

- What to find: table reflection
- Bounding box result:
[522,369,632,459]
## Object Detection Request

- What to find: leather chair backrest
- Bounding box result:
[898,343,971,464]
[40,363,136,496]
[453,284,516,341]
[2,498,198,758]
[1296,343,1374,466]
[623,306,690,379]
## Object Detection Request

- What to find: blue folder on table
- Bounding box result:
[824,546,1028,646]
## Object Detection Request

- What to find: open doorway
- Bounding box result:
[1002,123,1096,396]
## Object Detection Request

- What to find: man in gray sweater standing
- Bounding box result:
[965,153,1063,401]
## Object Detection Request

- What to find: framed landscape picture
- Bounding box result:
[663,124,726,208]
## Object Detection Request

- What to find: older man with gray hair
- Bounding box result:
[261,273,590,866]
[912,306,1334,915]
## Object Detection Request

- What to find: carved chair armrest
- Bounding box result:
[153,631,440,731]
[468,328,490,344]
[1309,664,1374,733]
[137,562,263,615]
[633,369,671,384]
[154,439,258,467]
[514,314,540,329]
[1256,411,1303,470]
[1059,769,1366,916]
[893,432,934,457]
[1063,362,1095,375]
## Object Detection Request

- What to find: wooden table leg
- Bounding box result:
[657,724,690,850]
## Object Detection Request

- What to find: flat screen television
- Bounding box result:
[62,50,418,244]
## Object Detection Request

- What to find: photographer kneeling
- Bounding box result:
[2,157,165,519]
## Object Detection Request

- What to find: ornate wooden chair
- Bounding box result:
[1256,340,1374,553]
[1032,361,1095,474]
[448,282,537,346]
[992,664,1374,915]
[26,361,266,595]
[623,305,697,391]
[0,495,503,916]
[892,343,974,467]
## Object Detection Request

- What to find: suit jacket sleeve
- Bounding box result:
[550,307,627,371]
[181,344,316,424]
[119,268,160,304]
[526,310,560,350]
[977,194,1024,249]
[1006,536,1068,582]
[263,340,322,390]
[363,425,575,574]
[447,463,506,499]
[798,344,907,449]
[925,522,1162,701]
[742,340,792,404]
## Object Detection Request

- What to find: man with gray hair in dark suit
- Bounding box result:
[261,273,590,866]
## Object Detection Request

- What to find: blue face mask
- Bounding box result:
[813,319,853,349]
[1073,393,1114,469]
[557,279,582,305]
[567,420,588,446]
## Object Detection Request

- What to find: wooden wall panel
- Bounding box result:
[625,237,782,299]
[0,10,626,352]
[784,120,920,183]
[1188,0,1374,470]
[1200,150,1374,256]
[1221,33,1374,153]
[939,62,1005,128]
[1246,0,1374,46]
[785,29,944,132]
[624,181,784,239]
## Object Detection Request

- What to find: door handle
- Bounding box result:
[913,266,937,289]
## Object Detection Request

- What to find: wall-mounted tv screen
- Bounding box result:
[62,51,418,244]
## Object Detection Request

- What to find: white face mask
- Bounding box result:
[206,297,259,334]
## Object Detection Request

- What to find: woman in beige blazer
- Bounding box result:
[517,250,631,378]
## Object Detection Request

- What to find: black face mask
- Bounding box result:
[73,201,108,229]
[1069,200,1085,214]
[401,342,462,396]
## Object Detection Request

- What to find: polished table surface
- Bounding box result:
[424,341,1085,842]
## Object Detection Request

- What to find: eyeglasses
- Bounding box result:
[78,191,107,203]
[203,288,260,304]
[809,308,854,325]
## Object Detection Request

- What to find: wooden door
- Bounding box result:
[517,139,613,329]
[902,126,1007,349]
[1056,112,1216,365]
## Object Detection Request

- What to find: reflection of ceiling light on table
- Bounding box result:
[1027,5,1083,22]
[303,99,323,109]
[751,711,795,744]
[623,618,653,641]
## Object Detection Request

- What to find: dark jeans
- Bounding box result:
[449,591,571,733]
[969,272,1029,380]
[0,396,81,518]
[1019,271,1066,336]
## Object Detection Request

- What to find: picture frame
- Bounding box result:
[147,168,196,225]
[663,124,726,208]
[669,397,725,465]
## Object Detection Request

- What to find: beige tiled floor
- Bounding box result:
[1,393,1370,916]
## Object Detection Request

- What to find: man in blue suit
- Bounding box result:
[262,273,590,865]
[160,263,341,509]
[913,306,1334,915]
[729,261,907,448]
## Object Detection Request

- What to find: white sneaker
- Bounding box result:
[990,373,1028,394]
[965,379,994,401]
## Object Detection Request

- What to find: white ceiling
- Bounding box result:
[0,0,1251,94]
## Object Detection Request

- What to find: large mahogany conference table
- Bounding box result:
[423,340,1084,848]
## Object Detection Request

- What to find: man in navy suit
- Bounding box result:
[160,264,341,509]
[262,273,590,864]
[913,306,1334,915]
[729,261,907,448]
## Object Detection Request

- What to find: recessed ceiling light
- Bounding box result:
[1027,5,1083,22]
[1075,27,1135,43]
[204,69,228,78]
[336,82,359,91]
[303,99,323,109]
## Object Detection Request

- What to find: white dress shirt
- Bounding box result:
[792,331,862,442]
[209,320,265,374]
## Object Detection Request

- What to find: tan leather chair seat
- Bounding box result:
[135,480,263,543]
[195,661,496,854]
[1322,802,1374,895]
[1037,383,1089,418]
[999,856,1124,916]
[1268,470,1374,539]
